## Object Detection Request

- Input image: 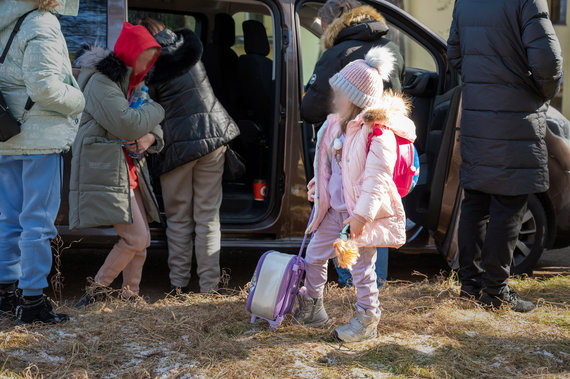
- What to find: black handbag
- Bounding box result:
[0,10,35,142]
[223,146,246,181]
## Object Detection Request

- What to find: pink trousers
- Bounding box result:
[304,208,380,312]
[94,188,150,297]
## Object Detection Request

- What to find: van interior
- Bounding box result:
[127,0,281,225]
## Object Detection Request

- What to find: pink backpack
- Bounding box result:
[367,124,420,198]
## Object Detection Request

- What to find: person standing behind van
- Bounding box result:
[301,0,404,125]
[72,22,165,305]
[448,0,563,312]
[0,0,85,324]
[137,18,240,294]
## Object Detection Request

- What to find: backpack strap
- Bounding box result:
[0,9,36,64]
[0,9,37,113]
[366,123,384,153]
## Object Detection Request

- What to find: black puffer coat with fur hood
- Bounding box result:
[146,28,240,177]
[301,5,405,124]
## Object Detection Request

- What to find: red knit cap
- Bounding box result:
[113,22,162,96]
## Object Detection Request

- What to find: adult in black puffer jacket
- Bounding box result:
[301,4,405,124]
[139,19,240,294]
[144,27,239,177]
[447,0,562,312]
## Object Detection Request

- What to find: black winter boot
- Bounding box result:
[0,282,20,318]
[75,283,111,308]
[16,295,69,324]
[480,287,536,313]
[459,285,482,300]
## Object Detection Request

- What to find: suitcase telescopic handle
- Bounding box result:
[298,207,316,258]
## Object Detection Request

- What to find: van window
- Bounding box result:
[385,24,437,72]
[299,25,321,85]
[57,0,108,60]
[296,2,324,88]
[128,10,201,38]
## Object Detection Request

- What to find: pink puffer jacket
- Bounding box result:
[307,93,417,248]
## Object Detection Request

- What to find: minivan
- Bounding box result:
[55,0,570,274]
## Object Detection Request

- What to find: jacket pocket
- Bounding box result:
[79,136,125,188]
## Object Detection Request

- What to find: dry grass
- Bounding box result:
[1,274,569,379]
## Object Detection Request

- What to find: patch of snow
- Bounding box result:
[351,367,391,378]
[155,355,198,379]
[533,349,563,363]
[292,359,322,379]
[9,349,65,363]
[122,358,143,367]
[414,344,436,355]
[465,331,477,338]
[411,334,436,356]
[50,330,78,339]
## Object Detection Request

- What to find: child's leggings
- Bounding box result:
[304,207,380,313]
[94,188,150,297]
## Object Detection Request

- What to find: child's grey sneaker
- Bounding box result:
[334,305,380,343]
[293,290,328,327]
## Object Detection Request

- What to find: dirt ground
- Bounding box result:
[0,247,569,378]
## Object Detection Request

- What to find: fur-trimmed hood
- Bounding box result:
[360,91,416,142]
[75,45,129,91]
[321,5,388,50]
[146,28,203,85]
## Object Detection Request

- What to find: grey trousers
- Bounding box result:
[160,146,226,292]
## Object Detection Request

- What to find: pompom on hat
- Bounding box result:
[329,46,395,109]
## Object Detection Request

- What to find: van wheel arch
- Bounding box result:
[511,194,550,275]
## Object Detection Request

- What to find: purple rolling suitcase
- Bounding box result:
[246,210,313,330]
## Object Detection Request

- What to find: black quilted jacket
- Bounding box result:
[146,28,240,177]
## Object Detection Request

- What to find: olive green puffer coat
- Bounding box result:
[69,46,165,230]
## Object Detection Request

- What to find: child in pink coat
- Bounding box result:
[294,46,417,342]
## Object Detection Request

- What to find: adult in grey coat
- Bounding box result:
[448,0,563,312]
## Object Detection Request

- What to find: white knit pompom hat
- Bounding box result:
[329,46,395,109]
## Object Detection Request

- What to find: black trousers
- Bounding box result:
[458,189,528,295]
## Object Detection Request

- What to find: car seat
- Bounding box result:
[203,13,240,118]
[237,20,274,131]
